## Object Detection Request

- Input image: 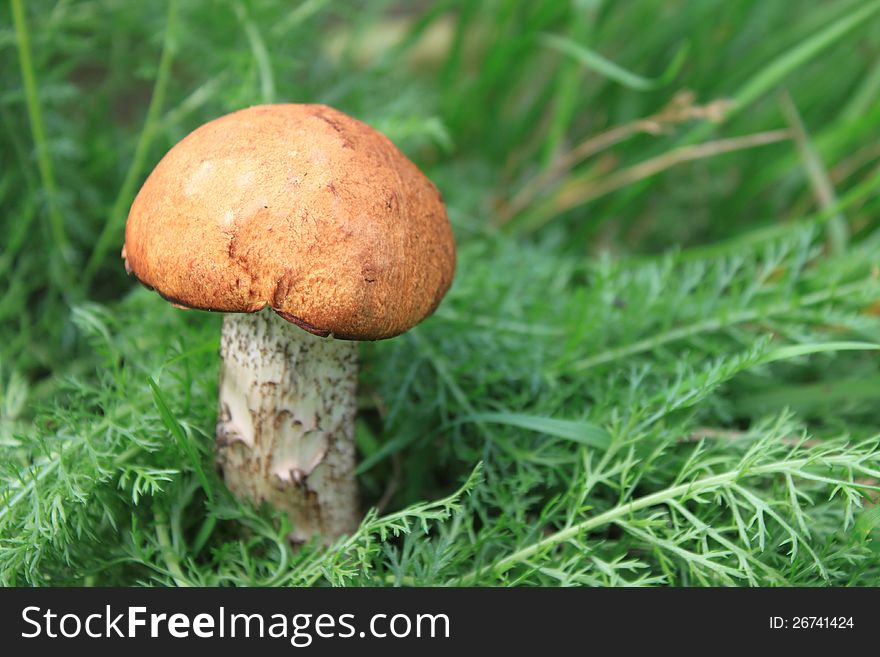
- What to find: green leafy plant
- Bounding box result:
[2,0,879,586]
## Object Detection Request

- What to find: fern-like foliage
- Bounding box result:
[2,0,879,587]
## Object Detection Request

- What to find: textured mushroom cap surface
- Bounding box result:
[123,104,455,340]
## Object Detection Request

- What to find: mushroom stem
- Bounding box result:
[216,309,360,544]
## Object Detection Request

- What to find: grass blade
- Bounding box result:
[10,0,68,258]
[461,412,611,450]
[83,0,179,287]
[518,129,790,232]
[760,341,880,365]
[537,33,686,91]
[148,376,213,502]
[684,0,880,144]
[779,91,847,256]
[234,1,276,103]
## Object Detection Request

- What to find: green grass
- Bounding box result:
[1,0,879,586]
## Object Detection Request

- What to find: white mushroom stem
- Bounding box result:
[216,309,360,544]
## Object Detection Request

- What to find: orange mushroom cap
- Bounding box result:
[123,103,455,340]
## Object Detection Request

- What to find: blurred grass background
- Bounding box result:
[1,0,880,585]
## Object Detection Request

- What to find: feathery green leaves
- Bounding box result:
[2,0,879,587]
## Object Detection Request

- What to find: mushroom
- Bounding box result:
[123,104,455,544]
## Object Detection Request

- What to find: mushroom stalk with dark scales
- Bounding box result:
[217,310,359,543]
[123,104,455,544]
